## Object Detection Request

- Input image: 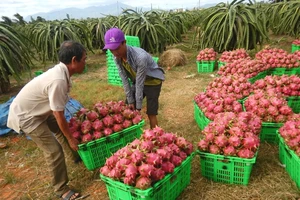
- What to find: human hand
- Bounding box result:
[129,103,135,110]
[68,137,79,151]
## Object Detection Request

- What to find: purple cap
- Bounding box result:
[103,28,125,50]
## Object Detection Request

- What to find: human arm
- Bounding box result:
[134,58,147,110]
[48,78,79,151]
[115,58,136,104]
[53,110,79,151]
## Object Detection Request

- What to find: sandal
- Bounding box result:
[61,190,81,200]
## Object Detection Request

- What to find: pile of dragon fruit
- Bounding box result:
[292,39,300,45]
[294,50,300,60]
[68,100,143,144]
[194,45,300,160]
[255,47,299,68]
[197,112,262,158]
[244,89,295,123]
[196,48,217,61]
[194,75,252,120]
[278,120,300,157]
[251,75,300,96]
[217,59,269,78]
[218,48,250,63]
[99,127,193,190]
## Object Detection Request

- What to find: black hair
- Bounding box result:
[58,40,86,64]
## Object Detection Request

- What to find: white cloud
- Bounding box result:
[0,0,223,19]
[0,0,113,18]
[123,0,208,9]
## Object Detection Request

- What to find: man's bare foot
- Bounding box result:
[61,190,80,200]
[0,142,7,149]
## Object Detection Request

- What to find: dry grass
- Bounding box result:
[1,30,300,199]
[158,48,188,69]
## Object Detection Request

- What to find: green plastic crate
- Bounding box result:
[270,68,286,75]
[196,61,215,73]
[278,131,286,165]
[278,135,300,189]
[237,97,247,105]
[248,70,270,84]
[106,49,135,87]
[284,68,300,75]
[106,51,114,59]
[260,122,283,144]
[108,75,122,81]
[287,96,300,113]
[193,101,211,130]
[107,60,116,66]
[83,66,88,73]
[78,120,145,170]
[34,70,43,76]
[107,80,123,86]
[125,35,140,47]
[152,57,159,63]
[107,68,119,75]
[268,68,300,76]
[292,44,300,53]
[100,155,193,200]
[217,61,226,69]
[197,150,257,185]
[107,73,121,79]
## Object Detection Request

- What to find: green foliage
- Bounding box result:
[13,13,27,25]
[3,172,17,184]
[266,1,300,37]
[87,16,116,49]
[159,11,195,44]
[29,19,94,63]
[0,22,33,93]
[117,9,179,54]
[30,16,46,23]
[1,16,13,26]
[192,0,269,52]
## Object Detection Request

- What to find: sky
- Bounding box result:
[0,0,223,19]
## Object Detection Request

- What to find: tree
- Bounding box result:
[269,0,290,2]
[117,9,179,53]
[193,0,269,52]
[29,19,93,63]
[13,13,27,25]
[0,22,33,94]
[1,16,13,26]
[266,1,300,36]
[30,16,46,23]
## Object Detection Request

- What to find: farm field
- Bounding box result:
[0,29,300,200]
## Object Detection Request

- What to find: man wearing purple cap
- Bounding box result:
[103,28,165,129]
